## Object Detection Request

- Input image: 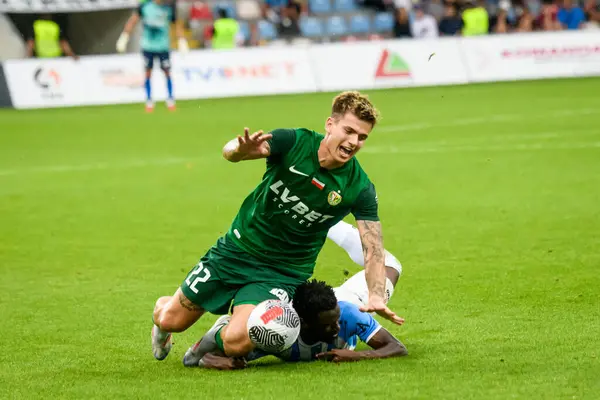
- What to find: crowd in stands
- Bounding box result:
[179,0,600,48]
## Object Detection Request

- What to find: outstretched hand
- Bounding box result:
[236,127,272,159]
[316,349,362,363]
[360,295,405,326]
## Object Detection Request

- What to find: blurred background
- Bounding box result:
[1,0,599,59]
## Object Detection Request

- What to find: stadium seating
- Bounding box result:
[238,20,251,42]
[258,20,278,40]
[325,15,348,37]
[300,16,324,38]
[198,0,396,45]
[309,0,333,15]
[213,2,236,19]
[349,13,370,34]
[373,12,394,33]
[333,0,357,13]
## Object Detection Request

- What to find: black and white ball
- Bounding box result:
[247,299,300,353]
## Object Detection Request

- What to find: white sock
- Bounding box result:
[153,324,170,340]
[327,220,366,267]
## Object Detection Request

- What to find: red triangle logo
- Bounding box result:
[375,49,411,78]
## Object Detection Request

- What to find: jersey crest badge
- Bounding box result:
[327,191,342,206]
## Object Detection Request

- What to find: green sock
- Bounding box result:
[215,326,225,353]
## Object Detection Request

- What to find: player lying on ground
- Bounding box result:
[183,279,408,369]
[150,91,402,364]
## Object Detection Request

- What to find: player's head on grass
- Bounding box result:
[292,279,340,344]
[320,91,380,169]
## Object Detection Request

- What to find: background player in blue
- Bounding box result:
[184,280,408,369]
[116,0,189,112]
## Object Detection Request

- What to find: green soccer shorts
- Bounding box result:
[180,240,300,315]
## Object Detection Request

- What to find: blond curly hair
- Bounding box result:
[331,91,380,127]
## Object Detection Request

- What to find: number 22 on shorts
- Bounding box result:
[185,262,211,294]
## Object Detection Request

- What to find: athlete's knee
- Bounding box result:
[162,68,171,77]
[222,304,256,357]
[154,291,204,332]
[145,69,152,78]
[156,306,190,332]
[222,325,254,357]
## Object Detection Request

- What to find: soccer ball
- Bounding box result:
[247,299,300,353]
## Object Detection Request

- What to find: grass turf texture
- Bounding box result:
[1,78,599,400]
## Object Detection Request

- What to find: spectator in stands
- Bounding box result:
[535,0,561,30]
[584,0,600,19]
[209,7,242,49]
[393,7,412,38]
[277,2,301,40]
[427,0,446,21]
[493,8,510,32]
[439,3,463,35]
[189,1,213,40]
[461,0,490,35]
[262,0,289,23]
[410,3,440,38]
[359,0,395,13]
[26,14,77,60]
[557,0,586,29]
[523,0,543,20]
[516,5,535,31]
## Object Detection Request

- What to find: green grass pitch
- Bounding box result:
[1,77,599,399]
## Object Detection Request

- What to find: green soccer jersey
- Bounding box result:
[224,128,378,281]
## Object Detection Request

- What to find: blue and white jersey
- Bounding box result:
[138,0,176,53]
[248,301,381,362]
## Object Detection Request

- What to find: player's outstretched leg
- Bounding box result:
[151,288,205,360]
[182,315,231,367]
[327,220,403,284]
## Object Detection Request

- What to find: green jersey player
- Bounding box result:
[150,91,403,362]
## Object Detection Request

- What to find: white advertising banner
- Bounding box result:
[3,32,600,109]
[171,47,317,100]
[309,38,469,91]
[3,58,86,109]
[3,48,318,109]
[461,31,600,82]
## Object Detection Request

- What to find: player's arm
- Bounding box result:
[196,348,270,370]
[352,184,403,325]
[222,128,295,163]
[116,9,140,53]
[199,353,248,370]
[317,328,407,362]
